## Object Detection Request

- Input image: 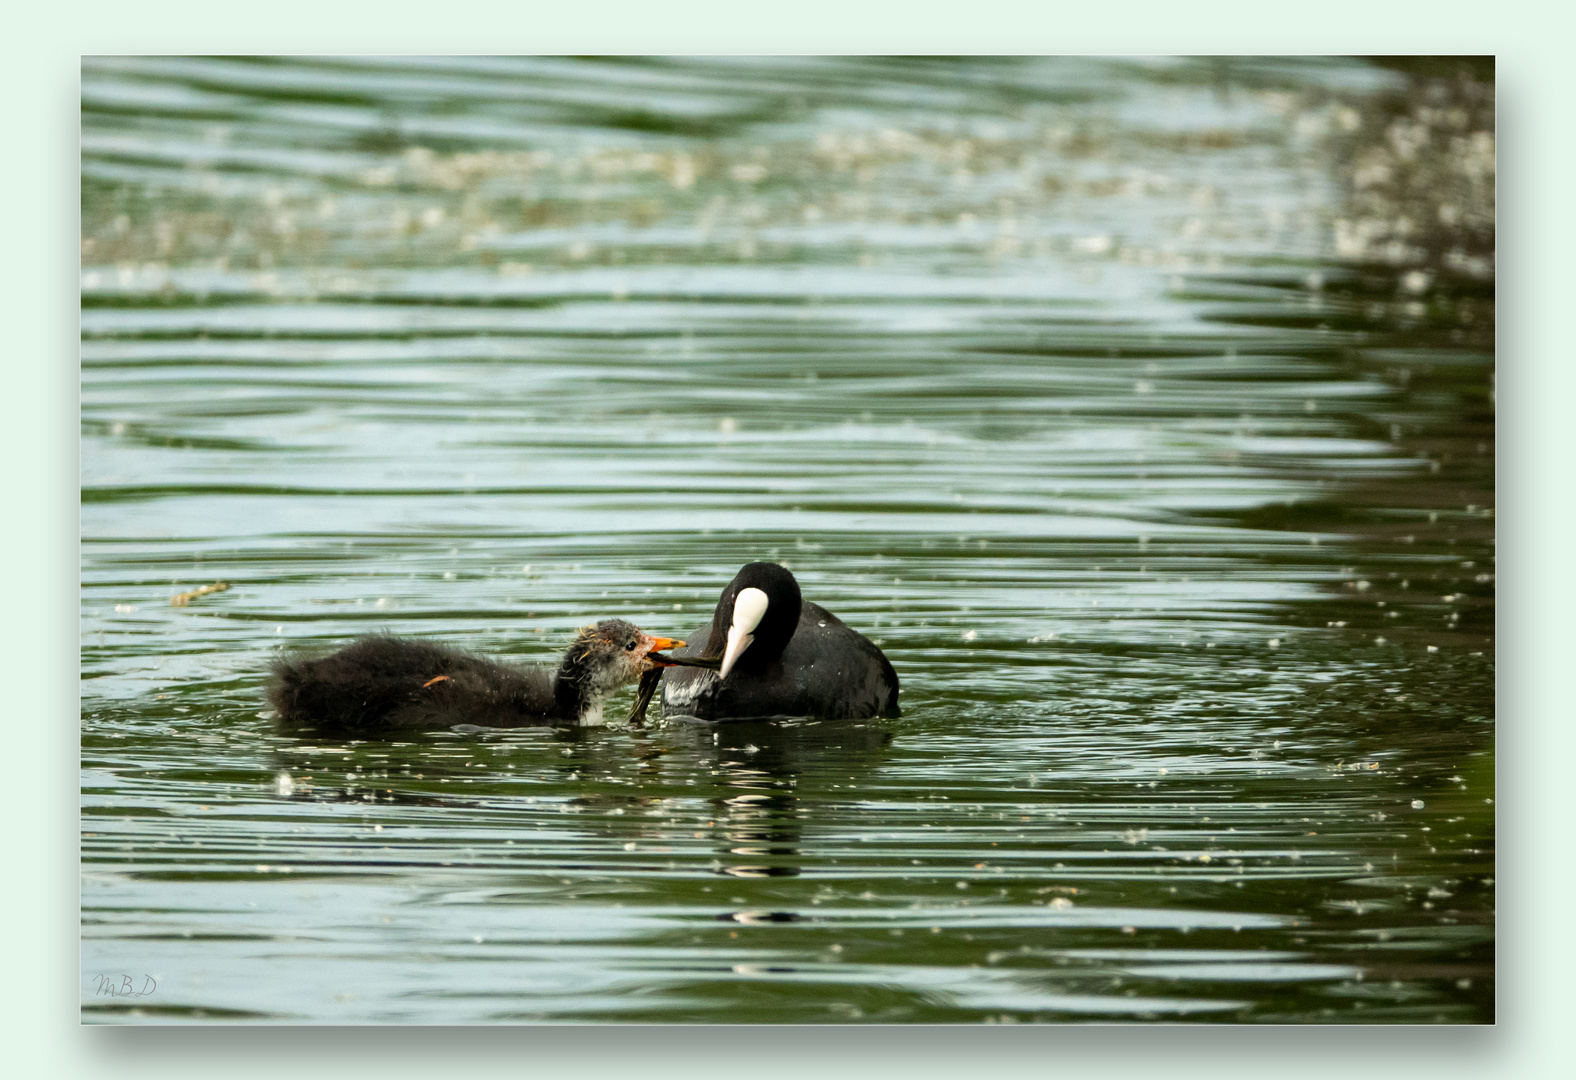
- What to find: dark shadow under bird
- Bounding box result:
[270,619,702,735]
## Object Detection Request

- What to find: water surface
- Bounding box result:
[81,55,1494,1023]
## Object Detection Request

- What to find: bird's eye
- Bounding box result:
[626,641,637,651]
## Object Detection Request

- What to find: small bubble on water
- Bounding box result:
[1402,269,1434,295]
[274,772,294,797]
[1411,799,1426,809]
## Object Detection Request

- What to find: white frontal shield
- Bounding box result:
[720,587,770,679]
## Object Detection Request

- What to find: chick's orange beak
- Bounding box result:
[641,634,721,671]
[642,635,687,669]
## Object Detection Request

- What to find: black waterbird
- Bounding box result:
[646,562,900,722]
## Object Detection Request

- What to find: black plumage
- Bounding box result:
[269,620,682,734]
[661,562,900,721]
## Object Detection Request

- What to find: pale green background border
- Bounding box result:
[9,1,1564,1075]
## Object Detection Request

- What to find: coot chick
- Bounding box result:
[270,620,691,734]
[660,562,899,720]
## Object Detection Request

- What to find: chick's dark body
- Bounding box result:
[270,637,563,733]
[269,619,677,734]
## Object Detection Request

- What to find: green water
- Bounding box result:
[81,56,1494,1023]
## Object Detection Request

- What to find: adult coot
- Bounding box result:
[270,620,696,734]
[658,562,899,721]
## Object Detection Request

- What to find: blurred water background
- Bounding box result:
[81,55,1494,1023]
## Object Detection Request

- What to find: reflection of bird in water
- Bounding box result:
[716,779,802,879]
[664,718,896,879]
[654,562,900,722]
[270,620,700,734]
